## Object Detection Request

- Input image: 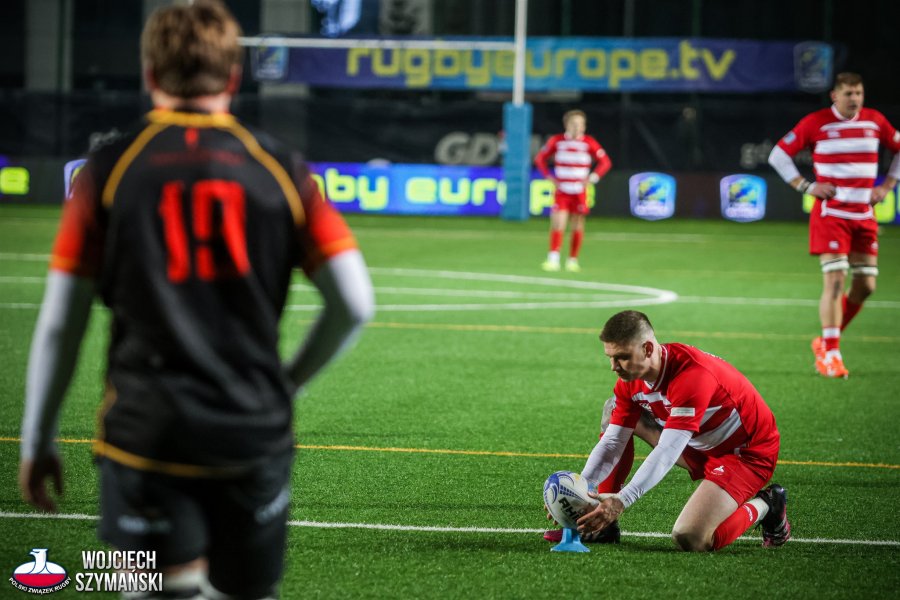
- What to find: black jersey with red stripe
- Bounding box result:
[53,109,357,473]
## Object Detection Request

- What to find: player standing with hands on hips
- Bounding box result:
[18,1,374,598]
[569,311,790,551]
[535,110,611,272]
[768,72,900,379]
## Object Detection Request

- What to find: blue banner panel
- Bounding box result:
[253,37,833,93]
[307,161,594,217]
[629,172,676,221]
[721,174,767,222]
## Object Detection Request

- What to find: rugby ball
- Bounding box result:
[543,471,599,529]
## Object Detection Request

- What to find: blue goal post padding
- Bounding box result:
[501,102,533,221]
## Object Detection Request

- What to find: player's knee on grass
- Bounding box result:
[671,527,713,552]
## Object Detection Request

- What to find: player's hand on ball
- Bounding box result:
[544,504,556,523]
[576,493,624,536]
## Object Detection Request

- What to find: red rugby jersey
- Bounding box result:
[534,133,611,195]
[610,343,779,458]
[777,106,900,220]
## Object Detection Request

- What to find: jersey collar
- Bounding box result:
[147,108,236,128]
[644,344,669,392]
[830,104,860,122]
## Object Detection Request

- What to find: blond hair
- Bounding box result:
[563,110,586,127]
[141,0,243,98]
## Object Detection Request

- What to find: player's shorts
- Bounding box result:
[553,191,589,215]
[689,445,778,505]
[98,450,293,598]
[809,203,879,256]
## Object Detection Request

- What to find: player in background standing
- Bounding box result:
[560,311,790,551]
[18,2,374,598]
[768,72,900,378]
[535,110,612,272]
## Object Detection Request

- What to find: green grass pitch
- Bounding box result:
[1,205,898,598]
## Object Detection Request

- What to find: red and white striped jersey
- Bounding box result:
[777,106,900,220]
[609,343,779,458]
[534,134,611,195]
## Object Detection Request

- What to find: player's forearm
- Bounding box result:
[591,153,612,180]
[534,156,552,179]
[283,250,374,395]
[885,153,900,183]
[616,428,692,508]
[21,271,94,461]
[768,145,804,186]
[581,424,633,484]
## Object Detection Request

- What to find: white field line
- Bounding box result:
[0,511,895,547]
[4,278,900,309]
[3,265,899,311]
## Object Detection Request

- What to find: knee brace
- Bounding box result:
[821,258,849,274]
[850,263,879,277]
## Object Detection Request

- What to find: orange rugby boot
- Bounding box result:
[814,352,849,379]
[810,336,826,361]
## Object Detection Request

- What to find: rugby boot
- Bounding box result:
[757,483,791,548]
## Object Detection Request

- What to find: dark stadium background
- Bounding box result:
[1,0,898,218]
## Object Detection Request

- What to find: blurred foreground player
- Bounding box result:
[535,110,611,272]
[550,311,790,551]
[19,2,374,598]
[768,72,900,378]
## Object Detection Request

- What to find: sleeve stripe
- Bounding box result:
[318,236,358,257]
[101,123,168,208]
[226,122,306,226]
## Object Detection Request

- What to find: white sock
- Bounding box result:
[748,496,769,524]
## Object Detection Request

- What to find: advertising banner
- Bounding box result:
[251,37,833,93]
[307,161,593,217]
[629,172,676,220]
[720,174,767,222]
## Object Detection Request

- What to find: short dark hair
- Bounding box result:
[833,72,863,90]
[600,310,654,344]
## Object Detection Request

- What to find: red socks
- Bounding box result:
[569,230,583,259]
[823,327,840,353]
[549,230,563,253]
[712,502,759,550]
[841,295,863,330]
[596,436,634,494]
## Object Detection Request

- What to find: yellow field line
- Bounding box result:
[361,321,900,343]
[1,437,896,470]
